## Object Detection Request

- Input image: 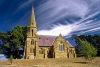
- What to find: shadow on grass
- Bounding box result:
[74,62,87,64]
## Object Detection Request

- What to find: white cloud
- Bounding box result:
[37,24,73,36]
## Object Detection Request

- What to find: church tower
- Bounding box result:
[24,7,39,59]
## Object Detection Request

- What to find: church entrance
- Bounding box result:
[47,50,53,58]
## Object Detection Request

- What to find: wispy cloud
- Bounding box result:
[13,0,35,15]
[36,0,88,25]
[36,0,100,37]
[37,11,100,37]
[16,0,100,37]
[18,0,35,9]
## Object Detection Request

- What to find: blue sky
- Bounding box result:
[0,0,100,38]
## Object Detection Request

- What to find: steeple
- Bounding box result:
[27,6,37,37]
[24,6,39,59]
[28,6,36,27]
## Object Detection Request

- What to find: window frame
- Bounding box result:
[32,29,33,36]
[59,43,64,51]
[31,39,34,45]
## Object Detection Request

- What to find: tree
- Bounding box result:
[79,40,97,62]
[72,34,82,56]
[72,34,100,56]
[0,26,27,59]
[0,31,3,53]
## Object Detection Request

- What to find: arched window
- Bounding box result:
[32,29,33,36]
[31,39,34,45]
[59,43,64,51]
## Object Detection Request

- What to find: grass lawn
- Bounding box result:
[0,57,100,67]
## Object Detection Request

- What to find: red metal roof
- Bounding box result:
[37,35,73,47]
[38,35,56,46]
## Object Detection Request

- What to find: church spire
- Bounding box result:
[27,6,37,37]
[28,6,36,27]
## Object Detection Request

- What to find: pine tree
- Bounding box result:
[80,40,97,62]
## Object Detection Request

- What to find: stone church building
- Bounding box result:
[24,7,76,59]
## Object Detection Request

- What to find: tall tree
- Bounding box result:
[79,40,97,61]
[1,26,27,58]
[0,31,3,53]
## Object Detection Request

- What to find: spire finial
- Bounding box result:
[31,6,35,17]
[32,6,34,12]
[59,33,62,37]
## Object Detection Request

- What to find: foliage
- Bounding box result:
[0,48,2,53]
[79,40,97,61]
[0,32,3,53]
[0,26,27,59]
[72,34,82,56]
[72,34,100,56]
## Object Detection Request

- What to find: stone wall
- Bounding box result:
[53,35,76,59]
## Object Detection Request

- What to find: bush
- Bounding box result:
[8,55,13,64]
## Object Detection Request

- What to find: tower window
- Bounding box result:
[31,39,34,45]
[59,43,64,51]
[32,29,33,36]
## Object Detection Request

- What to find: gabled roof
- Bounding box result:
[37,35,56,46]
[37,35,73,47]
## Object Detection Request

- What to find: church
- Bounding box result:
[24,7,76,59]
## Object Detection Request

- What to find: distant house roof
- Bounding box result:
[37,35,73,47]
